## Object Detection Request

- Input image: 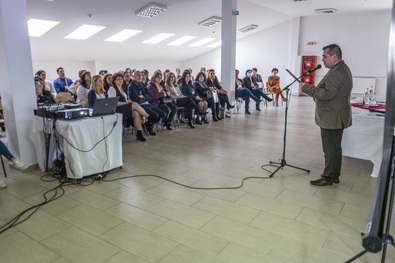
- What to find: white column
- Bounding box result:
[0,0,37,164]
[221,0,237,101]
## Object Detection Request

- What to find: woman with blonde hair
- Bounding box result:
[87,75,106,108]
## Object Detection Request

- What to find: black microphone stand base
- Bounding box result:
[269,159,310,178]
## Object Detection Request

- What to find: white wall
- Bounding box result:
[298,10,391,100]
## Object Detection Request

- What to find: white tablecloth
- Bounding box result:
[342,107,384,177]
[30,113,123,179]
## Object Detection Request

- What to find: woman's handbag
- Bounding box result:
[160,97,174,104]
[205,90,213,99]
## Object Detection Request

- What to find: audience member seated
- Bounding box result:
[76,71,91,108]
[69,69,86,95]
[53,67,73,94]
[0,140,28,189]
[142,69,149,85]
[122,70,132,92]
[87,75,106,109]
[179,70,207,125]
[243,69,273,111]
[108,72,149,141]
[267,68,287,107]
[147,70,177,130]
[175,68,182,82]
[34,77,56,105]
[99,70,108,77]
[235,70,260,115]
[206,69,233,118]
[35,70,57,97]
[166,72,202,128]
[193,72,212,123]
[252,67,263,83]
[103,73,113,96]
[128,71,166,136]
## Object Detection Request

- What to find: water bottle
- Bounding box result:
[369,86,376,106]
[362,87,370,108]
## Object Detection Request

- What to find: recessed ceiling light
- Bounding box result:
[189,38,216,47]
[64,24,105,40]
[105,29,142,42]
[136,3,167,18]
[27,18,59,37]
[168,36,197,46]
[143,33,174,44]
[207,41,221,48]
[198,17,221,27]
[239,24,258,33]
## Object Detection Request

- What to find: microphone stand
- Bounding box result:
[267,70,311,177]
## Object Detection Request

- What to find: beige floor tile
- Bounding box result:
[191,181,246,202]
[50,257,73,263]
[146,182,205,206]
[275,189,345,215]
[58,204,123,235]
[192,196,260,224]
[0,231,59,263]
[99,222,179,262]
[157,245,228,263]
[105,203,167,230]
[147,199,216,228]
[42,227,120,263]
[66,188,120,211]
[105,185,164,209]
[0,191,32,220]
[103,251,149,263]
[23,193,81,217]
[15,210,72,241]
[314,187,373,209]
[115,174,161,190]
[250,211,330,247]
[340,203,371,220]
[154,220,229,256]
[201,216,282,253]
[235,193,303,219]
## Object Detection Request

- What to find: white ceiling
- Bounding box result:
[26,0,393,63]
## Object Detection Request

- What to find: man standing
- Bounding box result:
[53,67,73,94]
[301,44,353,186]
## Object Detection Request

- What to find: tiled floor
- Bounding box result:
[0,96,393,263]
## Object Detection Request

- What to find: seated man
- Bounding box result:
[243,69,273,111]
[235,70,260,114]
[252,67,263,83]
[128,70,166,136]
[53,67,73,95]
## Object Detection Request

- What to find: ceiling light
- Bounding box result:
[105,29,142,42]
[239,24,258,33]
[189,38,216,47]
[27,18,59,37]
[207,41,221,48]
[65,24,105,40]
[136,3,167,18]
[168,36,197,46]
[315,8,337,14]
[198,16,221,27]
[143,33,174,44]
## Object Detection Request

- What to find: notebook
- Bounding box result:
[91,97,119,116]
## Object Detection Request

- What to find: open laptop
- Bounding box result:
[91,97,119,116]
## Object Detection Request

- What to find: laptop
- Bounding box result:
[91,97,119,116]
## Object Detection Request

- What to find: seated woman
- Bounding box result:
[35,77,56,105]
[147,71,177,130]
[235,70,260,115]
[108,72,149,142]
[0,140,28,188]
[243,69,273,111]
[103,73,113,96]
[76,71,91,107]
[128,71,166,136]
[193,72,212,123]
[179,71,207,125]
[87,75,106,109]
[206,69,233,118]
[165,72,202,128]
[35,70,57,97]
[267,68,287,107]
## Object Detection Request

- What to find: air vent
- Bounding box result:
[198,16,221,27]
[136,4,167,18]
[315,8,337,14]
[239,24,258,33]
[292,0,308,2]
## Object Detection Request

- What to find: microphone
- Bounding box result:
[307,64,322,73]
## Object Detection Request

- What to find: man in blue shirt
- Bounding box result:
[53,67,73,94]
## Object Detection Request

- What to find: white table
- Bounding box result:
[342,106,385,177]
[30,113,123,179]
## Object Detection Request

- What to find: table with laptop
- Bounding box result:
[30,97,123,179]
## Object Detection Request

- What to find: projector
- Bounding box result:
[56,108,89,120]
